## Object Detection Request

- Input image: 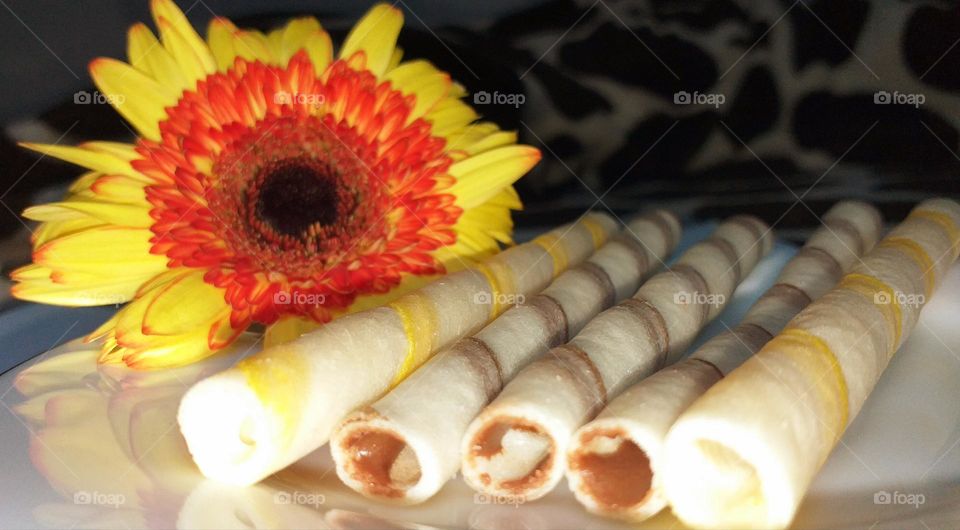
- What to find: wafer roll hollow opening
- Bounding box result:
[465,416,555,494]
[338,426,422,499]
[178,372,289,484]
[567,427,654,512]
[662,416,795,530]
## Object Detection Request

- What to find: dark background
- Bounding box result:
[2,0,959,310]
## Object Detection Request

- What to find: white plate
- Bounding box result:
[1,229,959,530]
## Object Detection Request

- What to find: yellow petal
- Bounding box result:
[150,0,216,78]
[233,29,274,63]
[10,263,50,281]
[263,315,322,348]
[11,273,148,306]
[23,201,152,228]
[445,124,518,156]
[141,270,228,336]
[447,146,541,209]
[157,17,216,86]
[440,188,519,262]
[127,22,189,92]
[81,141,140,162]
[106,273,239,369]
[121,322,231,369]
[339,3,403,77]
[113,270,184,341]
[34,226,167,276]
[384,60,451,120]
[303,30,333,73]
[277,17,322,64]
[425,97,479,137]
[19,142,140,179]
[65,171,103,196]
[207,18,239,70]
[465,131,518,156]
[387,46,403,72]
[267,26,284,57]
[89,58,178,141]
[32,218,107,247]
[88,174,148,203]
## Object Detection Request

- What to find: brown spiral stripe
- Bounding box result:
[617,297,671,368]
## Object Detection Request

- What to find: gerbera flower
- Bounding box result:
[11,0,540,369]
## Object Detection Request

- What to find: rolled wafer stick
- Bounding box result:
[565,201,882,521]
[662,198,960,530]
[330,210,681,504]
[459,215,773,501]
[177,213,618,485]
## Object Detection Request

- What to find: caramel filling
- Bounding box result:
[340,428,421,498]
[569,429,653,510]
[468,417,554,492]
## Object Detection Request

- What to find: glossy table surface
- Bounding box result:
[1,225,959,530]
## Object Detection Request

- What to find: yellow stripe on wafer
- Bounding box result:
[237,346,310,446]
[912,210,960,249]
[581,216,610,248]
[878,237,936,297]
[773,328,850,441]
[472,260,517,318]
[838,273,903,349]
[533,232,570,278]
[390,292,439,384]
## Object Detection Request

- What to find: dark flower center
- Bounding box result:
[256,158,339,237]
[207,114,388,276]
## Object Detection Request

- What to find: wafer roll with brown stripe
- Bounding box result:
[662,198,960,530]
[329,211,681,504]
[177,213,618,486]
[459,215,773,502]
[565,201,881,521]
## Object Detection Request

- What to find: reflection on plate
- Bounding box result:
[1,238,959,530]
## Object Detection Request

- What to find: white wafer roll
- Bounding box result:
[329,211,681,504]
[177,213,618,485]
[565,201,881,521]
[662,198,960,530]
[460,216,773,501]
